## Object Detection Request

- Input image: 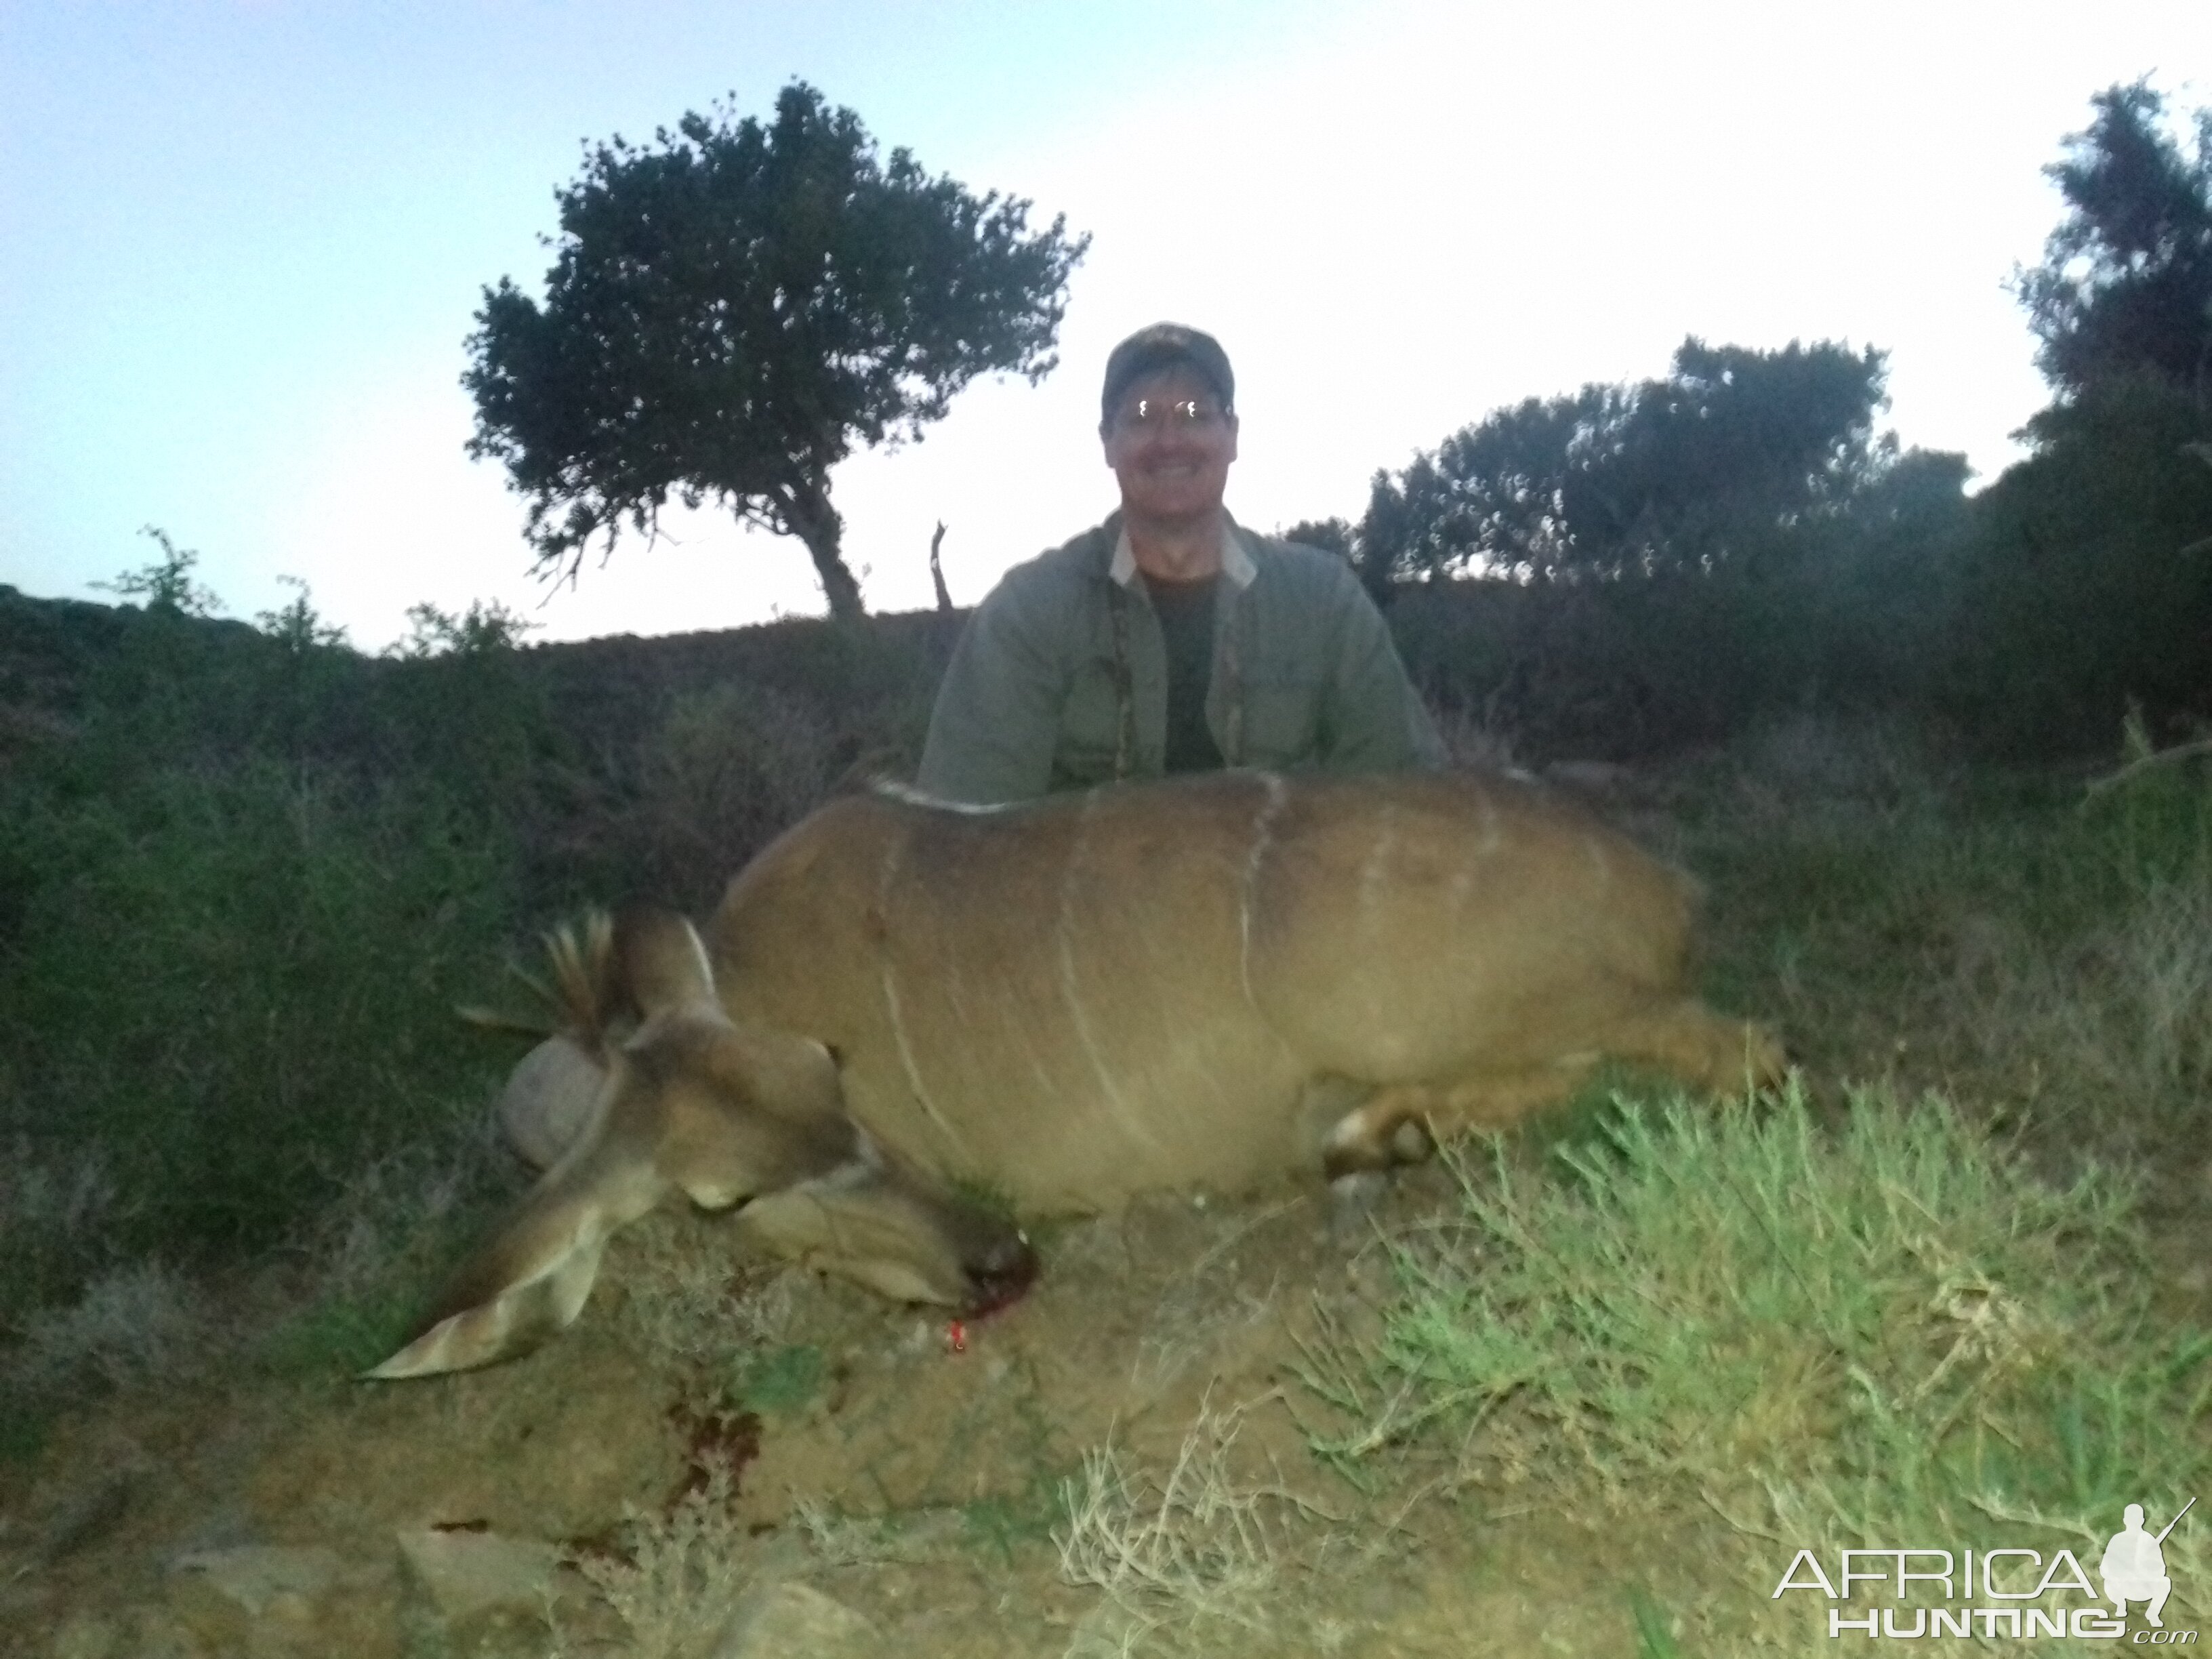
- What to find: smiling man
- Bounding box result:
[916,323,1445,804]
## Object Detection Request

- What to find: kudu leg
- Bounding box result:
[1321,1066,1601,1179]
[1312,996,1784,1185]
[1600,999,1787,1096]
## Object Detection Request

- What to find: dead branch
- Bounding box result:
[2085,736,2212,795]
[928,520,954,613]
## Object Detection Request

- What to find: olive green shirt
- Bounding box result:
[1144,571,1224,773]
[916,513,1446,805]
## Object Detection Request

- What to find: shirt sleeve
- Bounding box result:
[1317,563,1449,771]
[916,573,1068,804]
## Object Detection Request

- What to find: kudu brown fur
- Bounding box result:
[371,770,1782,1378]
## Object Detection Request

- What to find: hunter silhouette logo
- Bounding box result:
[2102,1498,2193,1631]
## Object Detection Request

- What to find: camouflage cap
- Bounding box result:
[1100,323,1235,424]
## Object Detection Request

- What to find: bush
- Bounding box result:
[570,682,837,914]
[0,755,518,1265]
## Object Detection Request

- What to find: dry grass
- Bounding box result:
[1680,718,2212,1164]
[5,1258,224,1397]
[1055,1393,1338,1656]
[3,1111,516,1419]
[1429,703,1519,773]
[548,1465,754,1659]
[607,1212,802,1376]
[789,1499,918,1568]
[2,1136,216,1414]
[600,682,836,914]
[1730,713,1936,808]
[256,1103,525,1376]
[1937,876,2212,1153]
[0,1137,129,1333]
[306,1108,514,1286]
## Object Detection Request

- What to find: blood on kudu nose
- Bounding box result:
[963,1229,1040,1317]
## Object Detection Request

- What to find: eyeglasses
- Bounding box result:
[1114,396,1229,434]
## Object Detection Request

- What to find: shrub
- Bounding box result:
[0,755,518,1265]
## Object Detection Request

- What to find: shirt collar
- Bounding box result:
[1110,516,1257,591]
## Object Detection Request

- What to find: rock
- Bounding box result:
[168,1544,340,1614]
[47,1612,118,1659]
[396,1526,562,1622]
[712,1581,879,1658]
[112,1606,205,1659]
[165,1544,342,1647]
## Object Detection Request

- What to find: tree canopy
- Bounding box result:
[1277,516,1355,560]
[1963,80,2212,746]
[465,81,1090,620]
[1357,337,1890,587]
[2013,79,2212,405]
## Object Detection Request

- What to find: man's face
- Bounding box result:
[1101,364,1239,525]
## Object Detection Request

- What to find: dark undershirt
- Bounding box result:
[1143,572,1223,773]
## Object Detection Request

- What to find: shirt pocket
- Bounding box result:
[1054,656,1129,781]
[1234,668,1327,768]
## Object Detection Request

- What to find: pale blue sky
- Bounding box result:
[2,2,2203,645]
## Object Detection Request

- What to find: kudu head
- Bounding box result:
[367,908,1035,1380]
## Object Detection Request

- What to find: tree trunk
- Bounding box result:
[777,481,866,622]
[929,521,954,612]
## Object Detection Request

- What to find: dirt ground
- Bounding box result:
[9,1107,2211,1657]
[0,1141,1788,1658]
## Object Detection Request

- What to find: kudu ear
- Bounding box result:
[615,907,718,1019]
[363,1128,668,1380]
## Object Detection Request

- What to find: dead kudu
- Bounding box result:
[371,771,1783,1378]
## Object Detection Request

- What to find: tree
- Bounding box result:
[1358,338,1889,585]
[98,525,224,617]
[2014,80,2212,405]
[1963,81,2212,751]
[1956,375,2212,748]
[466,82,1090,621]
[1278,516,1355,559]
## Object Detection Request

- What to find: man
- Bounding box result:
[916,323,1446,804]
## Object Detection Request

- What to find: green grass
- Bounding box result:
[961,1479,1073,1566]
[262,1279,439,1379]
[1303,1080,2209,1624]
[0,1402,53,1465]
[732,1343,827,1417]
[1628,1586,1688,1659]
